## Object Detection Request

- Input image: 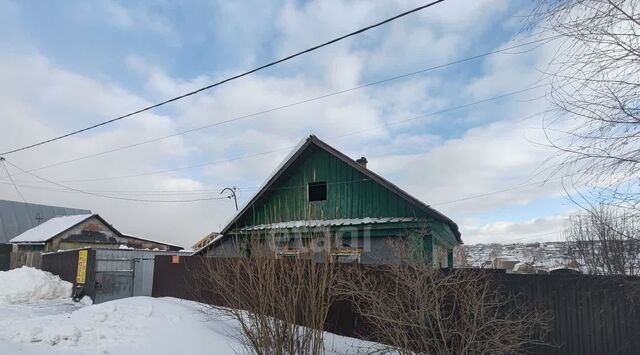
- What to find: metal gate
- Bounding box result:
[92,249,188,303]
[41,248,188,304]
[94,257,135,304]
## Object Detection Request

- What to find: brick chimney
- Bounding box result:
[356,157,368,169]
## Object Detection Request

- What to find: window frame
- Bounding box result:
[307,181,328,202]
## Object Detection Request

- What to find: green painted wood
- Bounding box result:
[423,234,434,264]
[234,146,459,246]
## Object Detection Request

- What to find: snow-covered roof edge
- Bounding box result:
[120,233,183,249]
[10,214,94,243]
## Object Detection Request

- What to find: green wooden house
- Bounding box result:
[197,135,461,266]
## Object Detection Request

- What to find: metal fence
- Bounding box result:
[152,255,640,355]
[0,244,11,271]
[42,248,187,303]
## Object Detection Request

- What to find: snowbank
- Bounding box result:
[0,267,72,304]
[0,297,378,355]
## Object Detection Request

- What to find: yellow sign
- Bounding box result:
[76,250,88,284]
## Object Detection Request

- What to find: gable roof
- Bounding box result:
[10,214,120,244]
[197,135,461,254]
[0,199,91,244]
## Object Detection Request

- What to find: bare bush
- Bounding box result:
[563,204,640,275]
[337,241,548,354]
[193,235,547,354]
[192,238,338,355]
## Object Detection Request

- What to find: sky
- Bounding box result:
[0,0,577,247]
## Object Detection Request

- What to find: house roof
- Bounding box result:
[237,217,421,231]
[120,233,184,250]
[9,214,121,244]
[0,199,91,244]
[10,214,93,243]
[197,135,461,254]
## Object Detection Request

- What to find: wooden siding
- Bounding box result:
[236,147,427,227]
[233,147,449,233]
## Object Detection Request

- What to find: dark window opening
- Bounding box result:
[308,181,327,202]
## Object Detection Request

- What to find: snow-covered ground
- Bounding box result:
[0,268,379,355]
[0,267,72,303]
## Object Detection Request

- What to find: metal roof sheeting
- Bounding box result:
[238,217,420,231]
[0,200,91,244]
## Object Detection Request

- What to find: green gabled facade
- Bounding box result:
[198,135,461,265]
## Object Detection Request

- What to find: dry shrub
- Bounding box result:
[336,241,549,354]
[193,236,547,354]
[193,238,338,355]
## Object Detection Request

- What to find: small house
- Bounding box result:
[196,135,462,266]
[10,214,182,268]
[0,199,91,271]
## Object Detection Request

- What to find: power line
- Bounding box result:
[328,83,549,141]
[0,157,28,204]
[8,81,549,183]
[1,159,229,203]
[0,0,447,156]
[0,155,577,208]
[4,36,556,178]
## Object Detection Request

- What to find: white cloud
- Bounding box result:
[0,1,573,248]
[90,1,175,37]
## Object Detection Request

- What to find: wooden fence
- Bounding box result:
[10,251,42,269]
[152,255,640,355]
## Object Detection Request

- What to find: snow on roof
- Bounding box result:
[9,214,93,243]
[120,233,183,249]
[238,217,420,231]
[0,199,91,244]
[495,255,519,262]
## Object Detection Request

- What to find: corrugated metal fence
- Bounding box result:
[152,256,640,355]
[41,248,187,303]
[93,249,187,303]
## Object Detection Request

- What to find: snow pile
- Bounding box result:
[0,297,377,355]
[0,267,72,304]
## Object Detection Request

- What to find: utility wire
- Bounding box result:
[0,0,447,156]
[0,158,28,204]
[0,157,579,207]
[8,36,556,177]
[2,159,229,203]
[8,81,549,182]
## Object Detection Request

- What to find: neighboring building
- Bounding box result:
[492,256,520,271]
[513,262,536,274]
[0,199,90,245]
[191,231,220,251]
[10,214,182,268]
[120,234,184,252]
[0,199,90,271]
[196,135,462,266]
[10,214,182,252]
